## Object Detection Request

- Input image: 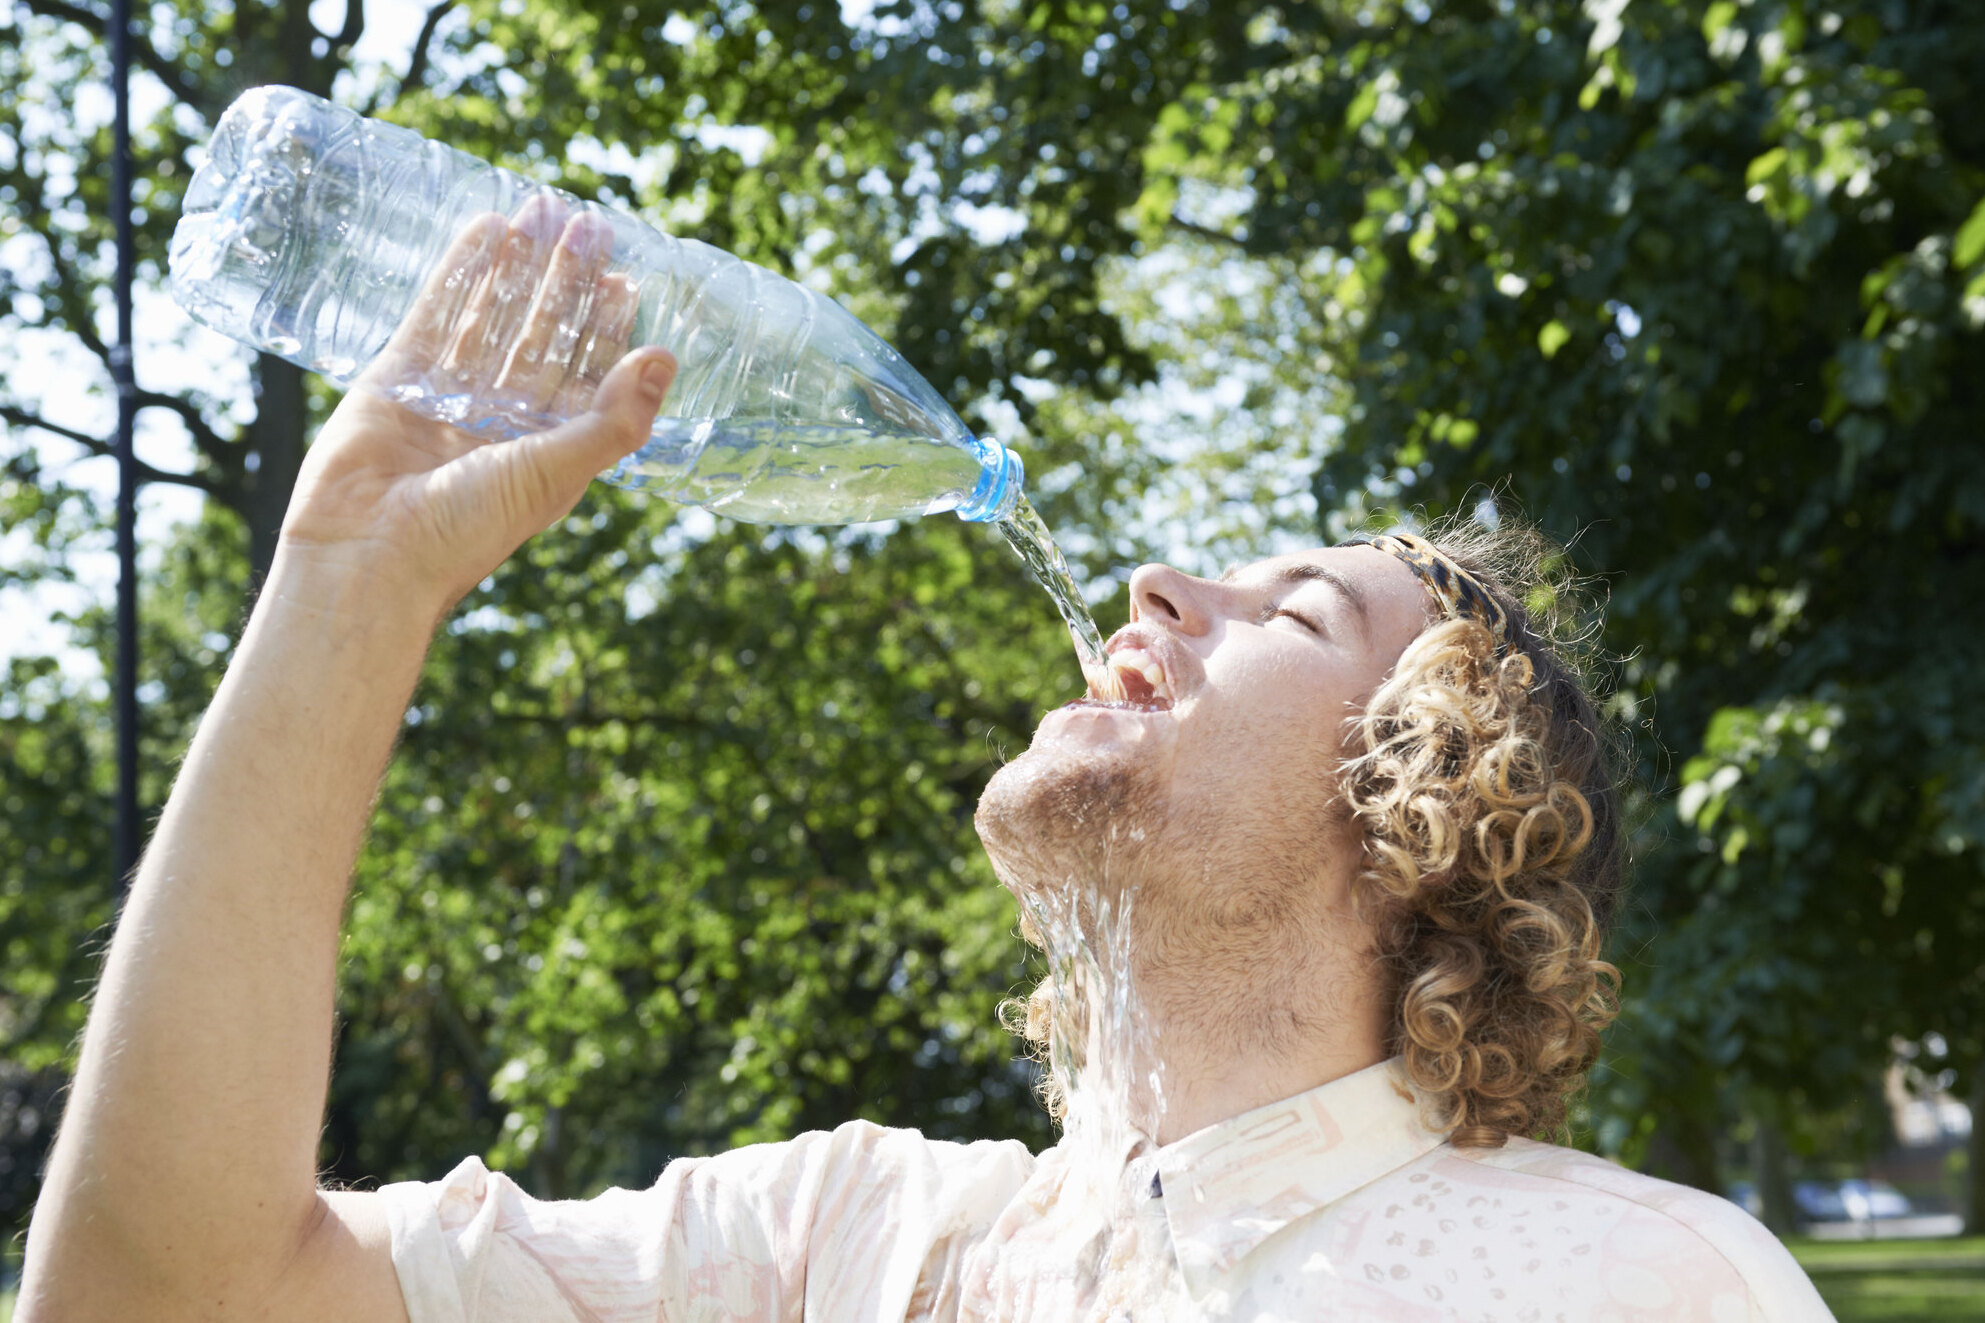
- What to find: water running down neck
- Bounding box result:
[1018,884,1199,1319]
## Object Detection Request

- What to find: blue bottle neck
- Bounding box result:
[955,435,1025,523]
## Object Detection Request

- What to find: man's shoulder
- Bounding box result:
[1451,1137,1833,1318]
[699,1118,1037,1191]
[1461,1136,1748,1223]
[801,1117,1037,1163]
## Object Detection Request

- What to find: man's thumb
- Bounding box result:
[474,347,678,536]
[576,347,677,470]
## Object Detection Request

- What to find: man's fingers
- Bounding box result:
[495,214,615,411]
[550,273,640,419]
[375,213,504,376]
[438,195,569,392]
[548,345,676,476]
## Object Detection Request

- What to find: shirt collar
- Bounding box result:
[1152,1057,1445,1300]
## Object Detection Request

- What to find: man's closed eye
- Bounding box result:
[1269,608,1322,634]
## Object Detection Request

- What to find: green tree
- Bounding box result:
[1126,0,1983,1196]
[0,0,415,582]
[2,0,439,1242]
[10,0,1983,1257]
[0,0,1205,1238]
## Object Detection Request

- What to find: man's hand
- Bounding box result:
[282,199,675,614]
[17,200,674,1323]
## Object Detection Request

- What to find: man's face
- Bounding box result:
[976,545,1432,913]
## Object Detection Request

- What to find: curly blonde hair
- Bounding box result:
[1342,515,1622,1145]
[1005,515,1624,1144]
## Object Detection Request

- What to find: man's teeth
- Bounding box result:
[1108,648,1173,703]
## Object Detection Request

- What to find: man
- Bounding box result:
[19,211,1830,1321]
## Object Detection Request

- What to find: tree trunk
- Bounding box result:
[535,1103,569,1201]
[1751,1119,1797,1235]
[1646,1106,1723,1194]
[232,0,353,591]
[243,354,309,592]
[1967,1067,1985,1236]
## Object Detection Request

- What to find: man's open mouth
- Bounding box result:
[1070,646,1176,712]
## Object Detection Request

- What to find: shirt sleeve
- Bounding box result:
[375,1120,1034,1323]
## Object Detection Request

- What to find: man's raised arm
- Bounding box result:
[18,212,675,1323]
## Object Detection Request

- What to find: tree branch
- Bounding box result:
[0,404,219,494]
[15,223,237,474]
[405,1,453,90]
[331,0,365,52]
[1167,212,1251,249]
[367,0,454,113]
[135,389,233,461]
[26,230,118,369]
[0,404,100,452]
[19,0,207,110]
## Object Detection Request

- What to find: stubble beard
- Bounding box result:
[977,736,1375,1066]
[975,741,1165,909]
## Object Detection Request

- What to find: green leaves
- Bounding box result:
[1700,1,1741,46]
[1146,0,1985,1173]
[5,0,1983,1226]
[1954,197,1985,271]
[318,509,1076,1192]
[1744,146,1788,190]
[1343,79,1381,133]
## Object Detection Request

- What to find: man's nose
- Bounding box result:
[1128,563,1213,635]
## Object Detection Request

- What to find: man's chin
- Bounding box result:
[974,712,1171,892]
[1029,699,1182,759]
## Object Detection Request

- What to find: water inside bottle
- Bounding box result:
[606,417,987,525]
[609,411,1118,700]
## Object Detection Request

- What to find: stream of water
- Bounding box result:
[993,494,1123,701]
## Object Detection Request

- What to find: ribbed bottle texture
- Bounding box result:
[169,86,1022,525]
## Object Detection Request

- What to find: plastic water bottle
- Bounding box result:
[167,85,1023,526]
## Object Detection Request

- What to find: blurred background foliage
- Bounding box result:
[2,0,1981,1257]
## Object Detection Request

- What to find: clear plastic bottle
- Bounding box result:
[167,85,1023,526]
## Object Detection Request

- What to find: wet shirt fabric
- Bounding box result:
[378,1059,1832,1322]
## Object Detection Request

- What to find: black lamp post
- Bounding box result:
[110,0,140,886]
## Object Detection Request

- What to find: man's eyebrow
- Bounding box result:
[1220,561,1373,639]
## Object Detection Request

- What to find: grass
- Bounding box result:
[1790,1236,1985,1322]
[3,1240,1980,1320]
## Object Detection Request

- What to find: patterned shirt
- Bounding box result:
[378,1059,1833,1321]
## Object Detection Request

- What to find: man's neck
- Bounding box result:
[1145,950,1389,1144]
[1064,877,1391,1147]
